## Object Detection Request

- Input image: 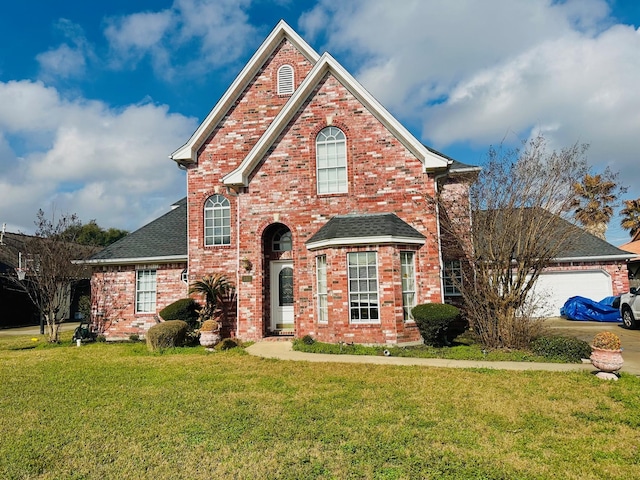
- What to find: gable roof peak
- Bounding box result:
[223,51,449,186]
[170,20,320,165]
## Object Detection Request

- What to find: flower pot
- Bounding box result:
[590,347,623,373]
[200,331,221,349]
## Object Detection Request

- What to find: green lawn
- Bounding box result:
[1,333,640,479]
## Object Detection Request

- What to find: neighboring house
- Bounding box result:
[0,231,38,327]
[529,215,631,316]
[81,21,630,342]
[620,230,640,289]
[0,230,91,328]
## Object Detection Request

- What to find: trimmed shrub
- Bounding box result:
[530,335,591,363]
[301,334,315,345]
[146,320,189,351]
[159,298,201,328]
[411,303,462,347]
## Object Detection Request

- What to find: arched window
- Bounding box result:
[316,127,347,194]
[277,64,294,95]
[272,227,292,252]
[204,194,231,246]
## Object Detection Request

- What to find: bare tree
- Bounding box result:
[437,135,592,349]
[19,210,97,342]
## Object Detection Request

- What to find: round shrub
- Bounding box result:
[159,298,201,328]
[301,334,315,345]
[146,320,189,351]
[411,303,462,347]
[530,335,591,363]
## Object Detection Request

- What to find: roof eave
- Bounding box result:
[306,236,425,251]
[74,255,188,266]
[552,254,632,263]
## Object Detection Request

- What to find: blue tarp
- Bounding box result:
[560,296,622,322]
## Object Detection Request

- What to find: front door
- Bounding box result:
[270,260,294,333]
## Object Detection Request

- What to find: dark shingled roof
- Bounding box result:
[306,213,424,245]
[475,208,632,260]
[88,198,187,262]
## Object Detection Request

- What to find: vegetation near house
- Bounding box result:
[159,298,201,328]
[146,320,188,351]
[411,303,462,347]
[571,171,625,240]
[15,210,98,342]
[188,274,234,323]
[620,198,640,237]
[530,335,591,363]
[437,135,615,350]
[63,220,128,246]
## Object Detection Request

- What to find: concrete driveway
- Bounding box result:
[545,317,640,375]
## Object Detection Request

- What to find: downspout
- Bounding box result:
[236,189,241,339]
[433,170,448,304]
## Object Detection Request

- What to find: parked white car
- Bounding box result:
[620,287,640,329]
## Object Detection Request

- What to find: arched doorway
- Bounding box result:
[262,223,294,335]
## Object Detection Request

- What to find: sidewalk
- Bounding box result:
[246,341,596,372]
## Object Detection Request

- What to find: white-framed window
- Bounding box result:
[348,251,379,323]
[272,227,292,252]
[204,194,231,246]
[316,127,347,194]
[443,259,463,296]
[277,64,294,95]
[136,269,157,313]
[401,251,416,321]
[316,255,328,323]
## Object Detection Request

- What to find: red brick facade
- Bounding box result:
[89,23,629,343]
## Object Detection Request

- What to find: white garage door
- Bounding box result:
[531,270,613,317]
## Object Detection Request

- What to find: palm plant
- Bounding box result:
[620,198,640,239]
[571,173,620,240]
[188,274,233,323]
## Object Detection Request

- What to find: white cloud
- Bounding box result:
[0,81,197,233]
[36,19,95,81]
[104,0,258,79]
[300,0,640,243]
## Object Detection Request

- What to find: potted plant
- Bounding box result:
[590,331,623,373]
[198,319,221,349]
[189,273,234,346]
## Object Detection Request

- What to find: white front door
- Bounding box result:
[270,261,294,332]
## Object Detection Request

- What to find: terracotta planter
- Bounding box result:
[590,347,623,373]
[200,331,221,349]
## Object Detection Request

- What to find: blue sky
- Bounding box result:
[1,0,639,245]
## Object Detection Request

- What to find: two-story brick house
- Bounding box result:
[85,20,480,344]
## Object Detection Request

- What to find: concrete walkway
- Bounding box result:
[247,317,640,375]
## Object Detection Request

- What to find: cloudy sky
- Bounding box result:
[1,0,639,244]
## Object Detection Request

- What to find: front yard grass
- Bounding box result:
[1,332,639,479]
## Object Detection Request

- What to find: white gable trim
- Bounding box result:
[223,53,449,186]
[170,20,320,164]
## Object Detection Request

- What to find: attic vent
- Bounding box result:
[277,64,294,95]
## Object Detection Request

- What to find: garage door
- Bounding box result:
[531,270,613,317]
